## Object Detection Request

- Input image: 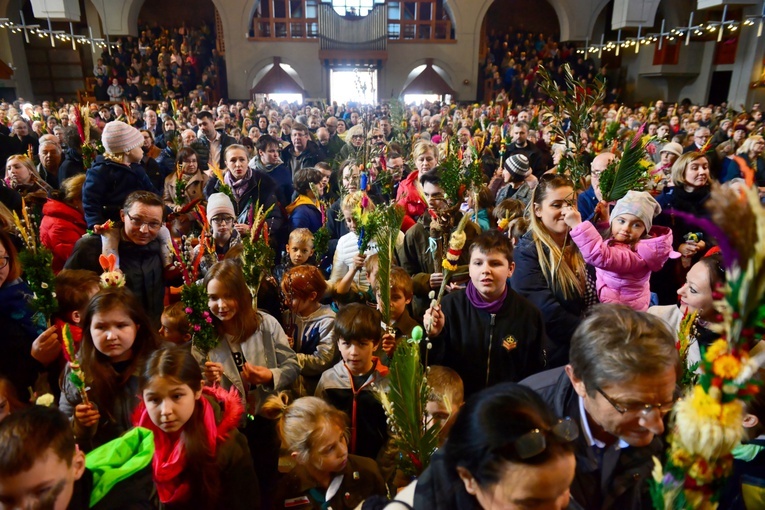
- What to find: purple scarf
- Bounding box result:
[465,280,507,314]
[224,168,253,200]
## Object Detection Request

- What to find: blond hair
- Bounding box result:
[411,139,439,162]
[262,393,348,465]
[528,175,585,300]
[670,151,708,187]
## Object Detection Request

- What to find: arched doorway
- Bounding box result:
[477,0,561,101]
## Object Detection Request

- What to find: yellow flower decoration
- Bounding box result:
[690,385,722,420]
[712,354,742,379]
[442,259,458,272]
[704,339,729,363]
[688,458,715,484]
[498,217,510,231]
[719,400,744,428]
[670,447,693,468]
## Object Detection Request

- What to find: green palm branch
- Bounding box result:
[599,124,651,202]
[373,204,405,327]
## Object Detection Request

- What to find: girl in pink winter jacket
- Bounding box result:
[563,190,676,311]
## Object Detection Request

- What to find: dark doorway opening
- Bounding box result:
[708,71,732,105]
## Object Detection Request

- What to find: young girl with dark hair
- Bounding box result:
[59,286,160,451]
[134,346,259,510]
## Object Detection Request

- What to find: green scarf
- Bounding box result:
[85,427,155,508]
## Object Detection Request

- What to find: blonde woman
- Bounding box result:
[4,154,52,203]
[510,173,592,367]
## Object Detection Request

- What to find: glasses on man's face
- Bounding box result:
[596,387,677,417]
[211,216,234,226]
[0,256,9,270]
[351,135,364,140]
[125,212,163,231]
[501,418,579,460]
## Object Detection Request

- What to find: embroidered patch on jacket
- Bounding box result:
[502,335,518,352]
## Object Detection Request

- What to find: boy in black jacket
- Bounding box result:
[424,230,546,397]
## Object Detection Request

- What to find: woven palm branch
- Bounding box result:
[378,326,441,478]
[599,124,651,202]
[373,204,405,328]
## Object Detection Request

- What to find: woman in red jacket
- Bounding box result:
[40,173,87,273]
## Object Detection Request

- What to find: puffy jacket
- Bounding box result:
[286,195,323,233]
[82,156,157,228]
[291,304,336,397]
[395,170,426,222]
[570,222,674,311]
[40,198,87,273]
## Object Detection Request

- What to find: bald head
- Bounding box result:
[590,152,615,201]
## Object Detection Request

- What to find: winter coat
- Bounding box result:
[133,386,259,510]
[652,185,711,305]
[272,454,386,510]
[59,363,142,452]
[286,195,323,233]
[570,222,674,311]
[282,141,324,176]
[68,427,156,510]
[191,131,236,172]
[395,170,426,222]
[510,231,588,368]
[427,287,547,398]
[203,169,286,252]
[522,367,662,510]
[163,170,208,211]
[82,156,157,228]
[0,279,45,398]
[192,312,299,417]
[250,156,293,206]
[58,147,86,184]
[40,198,87,273]
[291,304,336,397]
[315,359,390,460]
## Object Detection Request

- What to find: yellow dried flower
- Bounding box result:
[690,385,721,420]
[670,447,693,468]
[712,354,742,379]
[704,339,729,363]
[719,401,744,428]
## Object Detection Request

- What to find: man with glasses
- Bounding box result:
[523,304,679,510]
[684,127,720,179]
[281,122,323,176]
[65,191,166,324]
[577,151,614,222]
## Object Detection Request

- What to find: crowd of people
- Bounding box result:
[91,23,225,107]
[0,75,764,509]
[481,27,620,104]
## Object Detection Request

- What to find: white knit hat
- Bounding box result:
[102,121,144,154]
[610,190,662,233]
[207,193,235,219]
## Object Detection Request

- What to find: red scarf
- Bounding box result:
[133,386,243,504]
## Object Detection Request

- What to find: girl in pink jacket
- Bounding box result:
[564,190,676,311]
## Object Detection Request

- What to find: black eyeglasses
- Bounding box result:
[371,135,384,140]
[0,256,9,270]
[501,418,579,460]
[596,387,677,417]
[211,216,234,225]
[125,212,163,231]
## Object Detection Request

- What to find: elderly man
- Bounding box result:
[281,122,323,175]
[578,151,614,222]
[684,126,720,179]
[523,304,679,510]
[37,139,62,189]
[65,191,166,324]
[323,116,345,159]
